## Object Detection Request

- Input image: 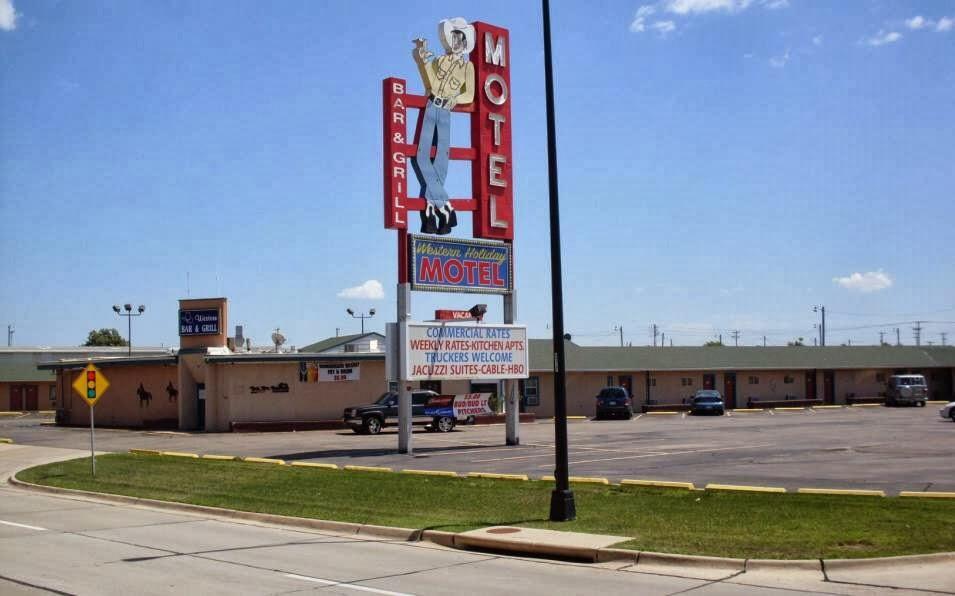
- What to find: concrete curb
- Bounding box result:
[8,470,955,570]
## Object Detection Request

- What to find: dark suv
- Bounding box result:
[594,386,633,420]
[343,390,456,434]
[690,390,725,416]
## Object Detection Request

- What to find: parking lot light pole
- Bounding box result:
[542,0,576,522]
[113,304,145,357]
[346,308,376,334]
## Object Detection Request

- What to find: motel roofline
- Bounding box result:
[527,341,955,373]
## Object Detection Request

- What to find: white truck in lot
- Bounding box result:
[885,374,928,407]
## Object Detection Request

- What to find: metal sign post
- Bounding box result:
[90,405,96,477]
[72,362,109,478]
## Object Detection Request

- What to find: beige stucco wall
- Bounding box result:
[209,360,389,429]
[61,364,179,427]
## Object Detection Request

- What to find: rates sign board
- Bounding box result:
[404,322,528,381]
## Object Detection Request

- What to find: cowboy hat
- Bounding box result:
[439,17,475,54]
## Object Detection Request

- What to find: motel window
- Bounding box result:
[523,377,540,407]
[680,378,693,387]
[748,376,759,385]
[783,376,794,384]
[875,373,886,383]
[388,381,399,393]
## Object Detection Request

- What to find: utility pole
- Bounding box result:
[661,332,665,346]
[730,330,740,347]
[895,327,901,346]
[6,324,12,347]
[719,333,723,345]
[651,324,659,347]
[613,325,623,347]
[913,321,922,346]
[879,331,885,346]
[763,335,767,347]
[942,332,948,347]
[813,305,826,346]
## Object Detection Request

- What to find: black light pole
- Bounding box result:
[542,0,576,522]
[346,308,376,334]
[113,303,145,357]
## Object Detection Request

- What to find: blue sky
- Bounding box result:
[2,0,953,349]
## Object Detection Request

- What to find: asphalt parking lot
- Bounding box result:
[2,405,953,494]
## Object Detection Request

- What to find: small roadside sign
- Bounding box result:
[72,363,110,407]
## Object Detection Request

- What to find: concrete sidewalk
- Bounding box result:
[4,444,955,594]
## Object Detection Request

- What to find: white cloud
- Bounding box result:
[832,270,893,293]
[769,49,790,68]
[812,35,823,46]
[865,30,902,46]
[630,0,785,33]
[630,5,655,32]
[906,16,930,30]
[937,17,953,32]
[0,0,17,31]
[652,20,677,35]
[337,280,385,300]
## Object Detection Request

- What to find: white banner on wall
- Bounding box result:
[319,361,360,382]
[404,322,528,381]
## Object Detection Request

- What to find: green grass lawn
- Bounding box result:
[17,453,955,560]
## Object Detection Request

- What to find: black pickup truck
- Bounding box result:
[343,390,456,434]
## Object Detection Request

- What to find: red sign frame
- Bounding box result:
[383,22,514,254]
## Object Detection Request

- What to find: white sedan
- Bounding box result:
[940,401,955,422]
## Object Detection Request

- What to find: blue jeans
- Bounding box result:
[413,101,451,207]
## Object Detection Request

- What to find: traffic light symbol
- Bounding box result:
[87,371,96,399]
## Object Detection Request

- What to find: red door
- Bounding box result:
[24,385,39,411]
[823,371,835,404]
[723,373,737,409]
[805,372,817,400]
[9,385,23,411]
[703,374,715,390]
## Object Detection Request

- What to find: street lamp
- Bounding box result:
[812,305,826,347]
[113,303,145,356]
[346,308,376,334]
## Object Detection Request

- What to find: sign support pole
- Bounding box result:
[504,285,519,446]
[89,404,96,477]
[397,281,412,455]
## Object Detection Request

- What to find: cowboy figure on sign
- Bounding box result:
[412,17,475,235]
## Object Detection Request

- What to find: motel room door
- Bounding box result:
[805,371,817,400]
[702,374,716,390]
[24,385,38,410]
[823,371,835,404]
[722,373,737,409]
[9,385,23,411]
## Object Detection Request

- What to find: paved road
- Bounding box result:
[2,405,954,493]
[1,444,953,595]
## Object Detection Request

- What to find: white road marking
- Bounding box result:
[544,443,775,468]
[0,519,47,531]
[634,414,644,420]
[768,410,775,415]
[681,413,686,419]
[285,573,414,595]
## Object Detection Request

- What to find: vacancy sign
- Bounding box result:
[405,322,528,381]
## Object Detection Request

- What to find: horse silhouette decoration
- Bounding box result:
[137,383,152,408]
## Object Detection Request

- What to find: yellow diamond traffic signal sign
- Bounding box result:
[72,363,110,407]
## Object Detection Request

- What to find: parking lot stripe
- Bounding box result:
[555,443,773,468]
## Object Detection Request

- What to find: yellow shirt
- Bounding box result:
[418,54,475,105]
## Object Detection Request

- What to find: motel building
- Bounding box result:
[21,297,955,430]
